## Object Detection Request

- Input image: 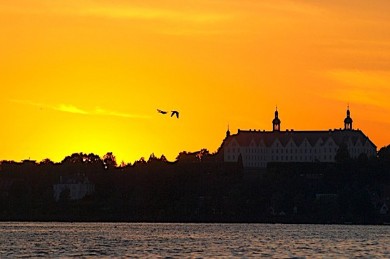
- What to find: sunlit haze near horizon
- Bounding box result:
[1,0,390,163]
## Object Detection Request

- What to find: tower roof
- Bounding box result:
[272,107,281,129]
[344,106,353,129]
[344,117,353,123]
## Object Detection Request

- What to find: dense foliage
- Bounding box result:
[1,146,390,224]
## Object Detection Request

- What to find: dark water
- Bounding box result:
[0,222,389,258]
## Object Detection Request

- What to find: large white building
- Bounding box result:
[222,108,377,168]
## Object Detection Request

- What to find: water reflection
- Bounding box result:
[0,222,390,258]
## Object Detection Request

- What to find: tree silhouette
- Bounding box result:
[1,142,390,223]
[103,152,117,169]
[133,157,147,167]
[40,158,54,165]
[160,154,168,162]
[196,149,210,162]
[378,145,390,164]
[176,151,197,163]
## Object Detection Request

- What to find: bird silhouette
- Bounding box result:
[171,110,179,118]
[157,109,168,114]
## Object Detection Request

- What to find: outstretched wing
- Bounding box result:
[171,111,179,118]
[157,109,167,114]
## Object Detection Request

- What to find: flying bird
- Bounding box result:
[157,109,168,114]
[171,110,179,118]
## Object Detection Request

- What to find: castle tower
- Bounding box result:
[272,107,281,132]
[344,106,353,130]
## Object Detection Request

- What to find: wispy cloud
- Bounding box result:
[11,99,150,119]
[56,104,88,115]
[0,1,233,25]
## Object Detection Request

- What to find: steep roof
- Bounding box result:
[223,129,376,148]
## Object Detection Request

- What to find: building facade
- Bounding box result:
[222,108,376,168]
[53,176,95,202]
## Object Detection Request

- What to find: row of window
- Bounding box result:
[226,154,334,162]
[272,148,338,154]
[274,142,319,147]
[228,147,339,154]
[228,147,372,156]
[230,140,369,149]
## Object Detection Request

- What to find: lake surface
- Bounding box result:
[1,222,389,258]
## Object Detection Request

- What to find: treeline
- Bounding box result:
[0,145,390,224]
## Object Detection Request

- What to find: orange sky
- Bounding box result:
[1,0,390,163]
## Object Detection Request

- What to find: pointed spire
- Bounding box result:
[272,107,281,131]
[344,105,353,130]
[226,123,231,138]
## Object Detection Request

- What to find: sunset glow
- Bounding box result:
[1,0,390,163]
